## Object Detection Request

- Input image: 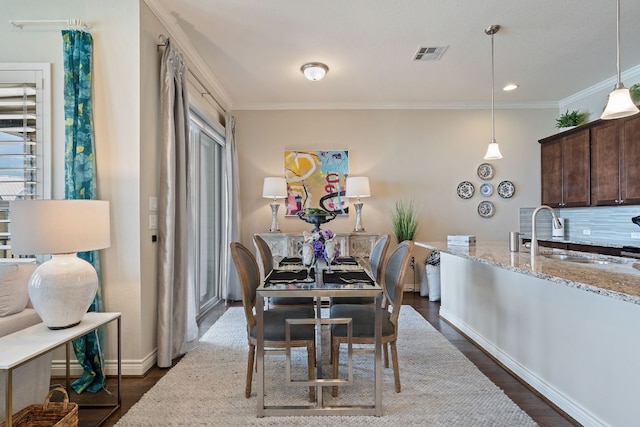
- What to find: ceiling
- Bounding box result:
[148,0,640,110]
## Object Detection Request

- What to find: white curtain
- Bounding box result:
[157,39,198,368]
[223,112,242,301]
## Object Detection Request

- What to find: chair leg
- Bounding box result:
[246,344,255,398]
[390,340,401,393]
[307,341,316,402]
[332,338,340,397]
[383,342,390,368]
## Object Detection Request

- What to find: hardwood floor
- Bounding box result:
[67,296,578,427]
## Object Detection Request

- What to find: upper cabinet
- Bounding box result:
[592,114,640,206]
[540,128,590,207]
[540,114,640,207]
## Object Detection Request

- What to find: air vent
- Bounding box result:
[412,46,448,61]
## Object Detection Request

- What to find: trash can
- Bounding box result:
[424,250,441,301]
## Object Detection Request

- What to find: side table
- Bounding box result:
[0,312,121,426]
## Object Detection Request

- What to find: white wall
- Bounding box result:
[0,0,156,374]
[234,108,557,251]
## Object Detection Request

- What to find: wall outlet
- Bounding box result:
[582,229,591,235]
[631,233,640,239]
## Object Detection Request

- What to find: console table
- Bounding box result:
[0,312,121,426]
[255,232,379,262]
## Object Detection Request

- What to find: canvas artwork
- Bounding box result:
[284,150,349,216]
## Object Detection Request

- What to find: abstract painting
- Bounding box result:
[284,150,349,216]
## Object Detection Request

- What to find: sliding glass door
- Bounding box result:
[189,113,224,317]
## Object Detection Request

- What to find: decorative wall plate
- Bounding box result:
[456,181,475,199]
[480,183,493,197]
[477,201,495,218]
[477,163,495,180]
[497,180,515,198]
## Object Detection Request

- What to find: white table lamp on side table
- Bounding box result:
[262,177,287,232]
[346,176,371,232]
[9,199,110,329]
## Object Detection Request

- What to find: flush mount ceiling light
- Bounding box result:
[301,62,329,81]
[601,0,639,120]
[484,24,503,160]
[503,83,519,91]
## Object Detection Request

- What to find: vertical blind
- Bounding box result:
[0,82,42,257]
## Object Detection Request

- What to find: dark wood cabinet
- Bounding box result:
[592,114,640,206]
[540,129,590,207]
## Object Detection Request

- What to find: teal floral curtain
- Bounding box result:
[62,29,105,394]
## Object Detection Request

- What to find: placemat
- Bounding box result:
[323,270,373,285]
[267,269,313,283]
[278,257,302,265]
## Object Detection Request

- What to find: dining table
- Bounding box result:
[255,256,384,417]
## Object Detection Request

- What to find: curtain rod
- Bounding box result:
[10,19,91,31]
[157,35,227,115]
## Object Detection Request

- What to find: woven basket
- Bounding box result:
[0,387,78,427]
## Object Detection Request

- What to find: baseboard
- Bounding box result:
[51,349,157,377]
[439,307,605,427]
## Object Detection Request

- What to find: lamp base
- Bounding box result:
[28,253,98,329]
[353,201,365,232]
[269,202,280,232]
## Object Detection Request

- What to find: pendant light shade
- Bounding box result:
[601,0,639,120]
[484,25,503,160]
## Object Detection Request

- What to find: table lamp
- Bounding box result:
[9,199,110,329]
[345,176,371,232]
[262,177,287,232]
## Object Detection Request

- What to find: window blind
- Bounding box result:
[0,82,42,257]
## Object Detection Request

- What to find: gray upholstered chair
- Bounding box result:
[252,234,314,308]
[330,240,414,396]
[230,242,316,400]
[331,234,390,305]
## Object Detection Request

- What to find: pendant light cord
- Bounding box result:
[616,0,622,88]
[491,31,496,143]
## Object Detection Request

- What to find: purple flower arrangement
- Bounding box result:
[304,229,340,263]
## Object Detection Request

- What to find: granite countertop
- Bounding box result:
[416,241,640,306]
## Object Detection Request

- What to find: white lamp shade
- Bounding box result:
[10,199,110,255]
[262,177,288,199]
[484,141,503,160]
[345,177,371,198]
[601,87,640,120]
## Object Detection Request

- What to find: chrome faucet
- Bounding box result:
[530,205,562,255]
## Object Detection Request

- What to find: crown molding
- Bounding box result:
[559,64,640,110]
[232,101,559,111]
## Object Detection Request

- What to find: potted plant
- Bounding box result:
[555,109,589,129]
[391,199,419,243]
[629,83,640,105]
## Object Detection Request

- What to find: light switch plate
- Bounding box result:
[149,196,158,212]
[582,229,591,235]
[631,233,640,239]
[149,214,158,230]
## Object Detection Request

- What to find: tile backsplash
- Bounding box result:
[519,205,640,247]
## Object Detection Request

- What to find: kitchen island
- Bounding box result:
[417,241,640,427]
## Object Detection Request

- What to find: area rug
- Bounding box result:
[116,307,536,426]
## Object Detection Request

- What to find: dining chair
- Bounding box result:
[330,234,390,305]
[253,234,314,309]
[230,241,316,401]
[329,240,414,396]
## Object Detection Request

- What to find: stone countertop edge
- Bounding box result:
[416,241,640,306]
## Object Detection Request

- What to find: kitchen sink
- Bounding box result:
[542,254,610,264]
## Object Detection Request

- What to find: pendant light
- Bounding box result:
[484,25,503,160]
[601,0,639,120]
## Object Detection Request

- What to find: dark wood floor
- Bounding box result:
[65,295,579,427]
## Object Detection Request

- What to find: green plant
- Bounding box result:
[629,83,640,105]
[555,109,589,128]
[391,199,419,243]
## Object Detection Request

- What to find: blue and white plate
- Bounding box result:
[457,181,475,199]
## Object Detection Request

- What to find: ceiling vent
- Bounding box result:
[412,46,448,61]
